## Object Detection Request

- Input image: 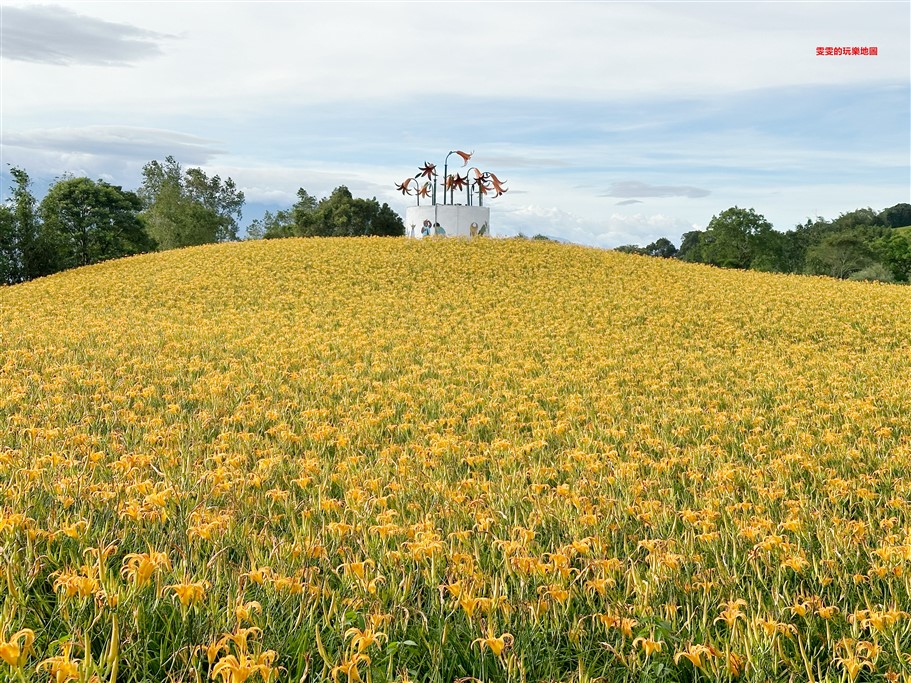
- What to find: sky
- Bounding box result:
[1,1,909,247]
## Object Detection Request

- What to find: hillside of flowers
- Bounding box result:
[1,237,910,683]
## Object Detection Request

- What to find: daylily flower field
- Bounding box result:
[1,237,910,682]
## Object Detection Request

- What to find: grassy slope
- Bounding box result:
[2,237,911,682]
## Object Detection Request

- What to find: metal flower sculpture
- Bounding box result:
[487,172,508,198]
[443,150,472,203]
[395,149,508,207]
[416,163,438,203]
[466,168,491,206]
[396,178,416,195]
[447,173,469,193]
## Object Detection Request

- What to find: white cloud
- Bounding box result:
[4,2,908,119]
[3,126,222,161]
[603,180,711,199]
[1,4,175,65]
[495,205,697,248]
[0,126,226,189]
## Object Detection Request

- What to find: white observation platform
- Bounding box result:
[405,205,489,238]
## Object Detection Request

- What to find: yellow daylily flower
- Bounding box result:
[0,628,35,668]
[121,551,171,587]
[38,642,80,683]
[168,580,209,606]
[344,626,387,654]
[331,653,370,683]
[674,643,719,671]
[472,631,514,657]
[632,637,663,657]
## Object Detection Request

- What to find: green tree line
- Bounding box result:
[616,203,911,283]
[246,186,404,239]
[1,158,405,285]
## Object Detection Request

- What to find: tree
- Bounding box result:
[781,217,836,274]
[614,244,646,255]
[313,186,359,236]
[880,203,911,229]
[361,198,406,237]
[614,239,676,257]
[0,167,42,284]
[247,210,289,240]
[644,237,677,258]
[38,177,155,270]
[262,186,404,238]
[872,231,911,282]
[260,188,319,239]
[677,230,706,263]
[848,263,895,283]
[747,230,787,272]
[804,232,875,279]
[701,207,777,270]
[0,205,15,284]
[140,156,244,249]
[830,207,883,231]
